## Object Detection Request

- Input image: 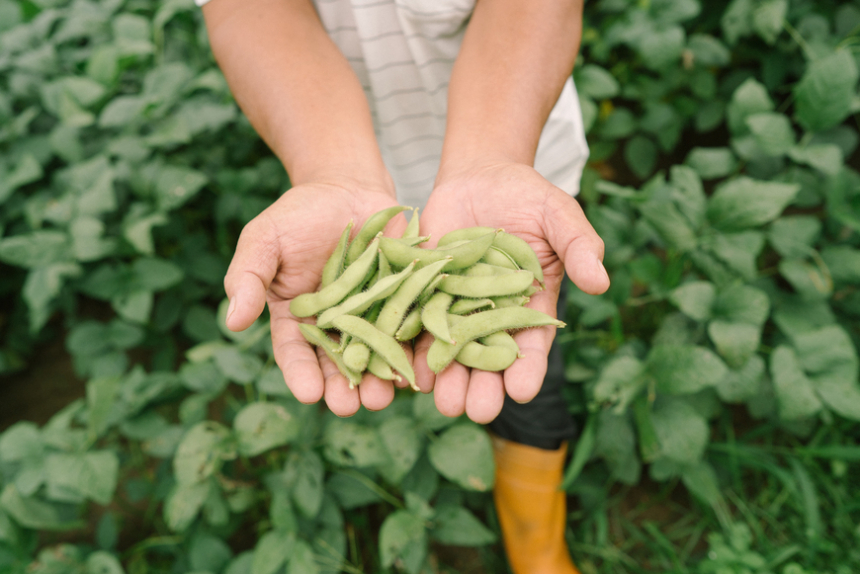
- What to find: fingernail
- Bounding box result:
[596,258,609,281]
[226,297,237,323]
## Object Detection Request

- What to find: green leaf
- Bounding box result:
[771,346,822,420]
[707,321,760,369]
[768,216,821,259]
[788,144,843,177]
[793,325,858,377]
[87,376,119,441]
[592,356,646,411]
[251,530,295,574]
[669,281,715,321]
[234,403,299,457]
[685,147,737,180]
[820,246,860,285]
[164,481,210,532]
[576,64,619,100]
[428,423,494,491]
[647,345,728,395]
[0,153,42,201]
[707,177,799,229]
[44,451,119,505]
[379,510,426,568]
[716,355,765,403]
[712,284,770,325]
[99,96,151,128]
[0,422,43,462]
[431,506,496,546]
[190,533,233,573]
[412,392,456,431]
[721,0,753,44]
[174,422,232,485]
[637,25,685,70]
[595,410,642,483]
[377,416,422,485]
[112,290,153,324]
[286,540,318,574]
[624,135,657,179]
[745,112,794,156]
[213,346,263,384]
[752,0,787,44]
[154,165,208,211]
[726,78,773,135]
[599,108,636,139]
[85,551,125,574]
[794,50,859,132]
[323,421,386,468]
[327,472,383,509]
[131,257,184,291]
[651,399,709,465]
[779,258,832,300]
[289,451,324,519]
[23,263,81,332]
[687,34,730,66]
[681,460,723,507]
[0,484,80,531]
[0,231,71,268]
[639,201,697,251]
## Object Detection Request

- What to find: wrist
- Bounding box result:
[434,156,527,189]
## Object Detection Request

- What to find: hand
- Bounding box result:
[415,162,610,424]
[224,180,408,416]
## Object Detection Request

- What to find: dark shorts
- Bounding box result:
[487,279,577,450]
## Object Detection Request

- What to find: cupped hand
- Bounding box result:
[224,181,408,416]
[415,162,610,424]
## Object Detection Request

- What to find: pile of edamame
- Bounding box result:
[291,206,565,390]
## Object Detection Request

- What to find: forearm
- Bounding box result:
[203,0,391,191]
[438,0,583,180]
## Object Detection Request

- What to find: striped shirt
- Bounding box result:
[198,0,590,209]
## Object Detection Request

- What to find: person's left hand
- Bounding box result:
[415,161,610,424]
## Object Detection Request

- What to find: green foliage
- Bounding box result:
[1,0,859,572]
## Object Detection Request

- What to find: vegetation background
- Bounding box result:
[0,0,859,572]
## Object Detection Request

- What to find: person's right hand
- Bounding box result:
[223,180,407,416]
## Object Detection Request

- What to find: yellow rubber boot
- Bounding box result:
[492,436,581,574]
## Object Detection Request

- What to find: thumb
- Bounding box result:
[224,220,280,331]
[543,191,610,295]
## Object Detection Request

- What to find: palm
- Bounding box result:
[225,182,406,415]
[417,163,608,424]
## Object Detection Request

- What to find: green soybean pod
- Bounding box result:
[380,232,495,270]
[378,250,392,280]
[437,226,496,247]
[493,231,545,287]
[298,323,361,388]
[402,207,420,239]
[367,352,398,381]
[315,261,416,329]
[480,331,521,357]
[376,258,451,336]
[456,341,518,371]
[395,308,423,342]
[291,237,380,318]
[461,262,516,277]
[491,295,530,308]
[342,340,371,372]
[480,245,520,270]
[345,206,409,265]
[449,298,495,315]
[332,315,416,389]
[321,220,354,288]
[422,292,455,344]
[418,274,447,304]
[437,270,534,298]
[426,307,565,373]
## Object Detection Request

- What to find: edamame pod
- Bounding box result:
[395,308,423,342]
[491,295,530,308]
[480,245,519,270]
[402,207,419,239]
[315,261,416,328]
[345,206,408,265]
[426,307,565,373]
[321,220,353,288]
[494,231,545,287]
[367,352,398,381]
[298,323,361,388]
[449,298,495,315]
[422,292,454,344]
[380,232,495,270]
[461,262,516,277]
[438,270,535,298]
[332,315,416,389]
[342,340,371,372]
[376,258,451,336]
[480,331,521,357]
[456,341,518,371]
[437,226,496,247]
[291,237,380,318]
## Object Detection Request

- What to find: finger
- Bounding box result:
[412,332,437,393]
[224,218,280,331]
[359,374,395,411]
[465,370,505,424]
[434,361,470,418]
[270,304,325,404]
[319,348,361,417]
[542,190,610,295]
[503,288,557,403]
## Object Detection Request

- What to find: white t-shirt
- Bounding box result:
[198,0,590,209]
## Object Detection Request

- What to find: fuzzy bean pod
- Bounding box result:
[321,220,353,288]
[402,207,420,239]
[345,206,408,265]
[380,232,495,270]
[449,298,495,315]
[315,261,416,328]
[332,315,416,389]
[455,341,518,371]
[480,245,520,270]
[342,340,371,372]
[493,231,545,287]
[421,292,454,344]
[376,258,451,336]
[395,308,423,342]
[298,323,361,387]
[437,270,535,298]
